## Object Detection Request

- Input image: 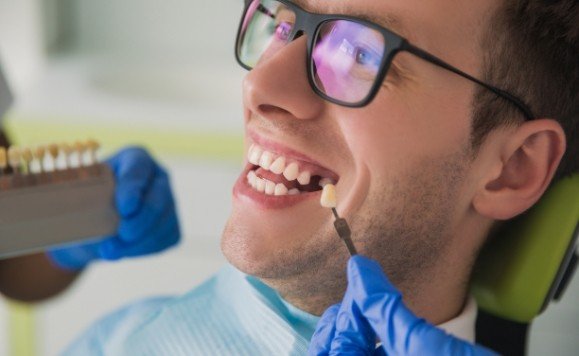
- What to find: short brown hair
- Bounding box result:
[472,0,578,180]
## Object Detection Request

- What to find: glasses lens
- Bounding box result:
[237,0,296,68]
[312,20,386,104]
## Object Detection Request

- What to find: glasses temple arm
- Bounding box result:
[403,43,534,121]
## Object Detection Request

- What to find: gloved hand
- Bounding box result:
[47,147,181,271]
[309,255,498,356]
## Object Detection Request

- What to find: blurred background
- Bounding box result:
[0,0,576,355]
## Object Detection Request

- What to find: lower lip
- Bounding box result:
[233,166,321,210]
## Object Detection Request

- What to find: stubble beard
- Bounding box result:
[222,150,471,314]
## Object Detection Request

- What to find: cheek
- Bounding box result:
[336,91,471,173]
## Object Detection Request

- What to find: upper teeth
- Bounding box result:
[283,162,299,181]
[270,156,286,175]
[246,144,336,195]
[297,171,311,185]
[259,151,273,170]
[248,144,313,185]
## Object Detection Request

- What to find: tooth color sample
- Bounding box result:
[320,184,337,208]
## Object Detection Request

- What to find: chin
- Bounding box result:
[220,206,337,280]
[220,216,272,277]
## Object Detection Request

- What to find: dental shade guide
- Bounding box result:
[321,184,358,256]
[0,140,118,259]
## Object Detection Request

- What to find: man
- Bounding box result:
[0,61,180,302]
[63,0,577,354]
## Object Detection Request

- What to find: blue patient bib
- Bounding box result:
[63,265,320,355]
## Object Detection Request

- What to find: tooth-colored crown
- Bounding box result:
[86,139,100,151]
[1,140,101,175]
[8,147,21,169]
[321,184,337,208]
[0,147,6,169]
[48,144,59,159]
[75,141,86,153]
[60,142,73,155]
[21,147,33,163]
[34,146,46,160]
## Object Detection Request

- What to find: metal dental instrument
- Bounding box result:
[321,184,358,256]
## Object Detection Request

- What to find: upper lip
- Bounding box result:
[247,129,340,182]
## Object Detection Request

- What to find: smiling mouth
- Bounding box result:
[245,143,339,196]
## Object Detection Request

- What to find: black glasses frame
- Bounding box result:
[235,0,534,120]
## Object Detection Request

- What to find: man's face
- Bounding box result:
[222,0,496,302]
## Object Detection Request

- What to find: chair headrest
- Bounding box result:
[471,174,579,323]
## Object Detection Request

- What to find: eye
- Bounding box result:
[354,47,379,66]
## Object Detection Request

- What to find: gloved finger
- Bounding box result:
[308,304,340,356]
[348,256,497,356]
[328,276,376,355]
[107,147,158,218]
[99,208,180,260]
[47,238,103,270]
[117,169,176,243]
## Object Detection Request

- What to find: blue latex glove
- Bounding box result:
[47,147,181,271]
[309,255,498,356]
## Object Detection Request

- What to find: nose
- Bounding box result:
[242,36,325,121]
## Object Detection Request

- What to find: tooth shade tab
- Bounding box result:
[0,148,6,169]
[22,148,33,162]
[321,184,337,208]
[48,144,59,160]
[34,146,46,161]
[86,139,100,152]
[60,143,73,156]
[8,147,21,169]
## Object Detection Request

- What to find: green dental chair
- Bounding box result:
[471,173,579,355]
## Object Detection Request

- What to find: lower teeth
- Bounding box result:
[288,188,300,195]
[246,170,299,196]
[246,169,331,196]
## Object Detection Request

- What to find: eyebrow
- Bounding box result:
[290,0,410,39]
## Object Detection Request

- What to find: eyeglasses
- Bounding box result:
[235,0,535,120]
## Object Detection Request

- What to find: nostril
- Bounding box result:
[258,104,290,116]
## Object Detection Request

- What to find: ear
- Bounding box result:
[473,119,566,220]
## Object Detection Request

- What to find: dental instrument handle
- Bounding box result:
[333,216,357,256]
[331,207,339,219]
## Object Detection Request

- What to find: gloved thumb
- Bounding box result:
[106,147,156,218]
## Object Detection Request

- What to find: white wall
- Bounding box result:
[0,0,45,97]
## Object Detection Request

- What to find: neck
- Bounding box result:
[262,246,475,325]
[260,217,487,323]
[400,260,471,325]
[261,253,350,316]
[261,264,470,326]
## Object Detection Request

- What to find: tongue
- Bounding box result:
[256,168,298,190]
